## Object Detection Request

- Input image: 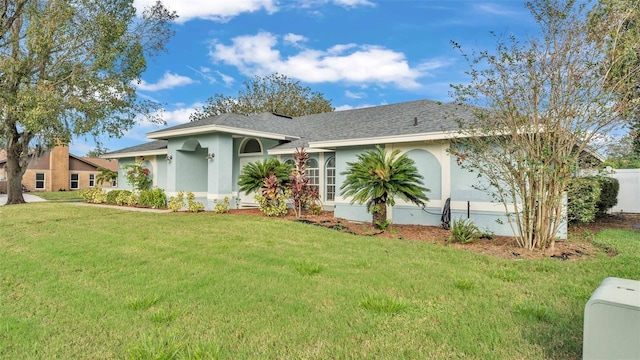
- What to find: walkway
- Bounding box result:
[0,193,47,206]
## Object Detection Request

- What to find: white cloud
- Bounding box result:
[133,0,278,23]
[210,32,435,89]
[345,90,366,99]
[284,33,308,47]
[135,72,195,91]
[335,103,377,111]
[187,66,217,84]
[473,3,518,16]
[216,71,236,86]
[332,0,375,8]
[299,0,375,9]
[133,103,202,131]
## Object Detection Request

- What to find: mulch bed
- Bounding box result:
[227,208,640,261]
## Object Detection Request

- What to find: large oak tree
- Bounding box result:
[0,0,176,204]
[189,73,334,121]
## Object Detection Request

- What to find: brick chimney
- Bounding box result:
[49,144,70,191]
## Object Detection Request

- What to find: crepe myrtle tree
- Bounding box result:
[0,0,177,204]
[340,146,430,229]
[449,0,639,250]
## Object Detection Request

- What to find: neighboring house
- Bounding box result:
[103,99,565,238]
[0,145,118,192]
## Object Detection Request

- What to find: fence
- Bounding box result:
[609,169,640,214]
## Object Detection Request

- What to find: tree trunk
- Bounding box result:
[5,140,28,205]
[372,201,387,228]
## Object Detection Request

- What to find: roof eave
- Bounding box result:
[101,149,168,159]
[268,147,334,155]
[147,124,299,141]
[309,131,460,148]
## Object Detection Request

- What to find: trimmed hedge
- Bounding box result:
[596,177,619,216]
[567,177,600,224]
[138,188,167,209]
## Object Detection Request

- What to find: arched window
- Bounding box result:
[307,158,319,192]
[325,156,336,201]
[240,138,262,155]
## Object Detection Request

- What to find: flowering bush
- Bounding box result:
[123,160,152,191]
[79,188,107,203]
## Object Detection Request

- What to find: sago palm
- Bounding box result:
[340,146,430,228]
[238,158,293,194]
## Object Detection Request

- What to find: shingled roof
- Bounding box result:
[106,99,475,156]
[103,140,168,157]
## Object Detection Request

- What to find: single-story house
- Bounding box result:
[103,99,566,238]
[0,145,118,192]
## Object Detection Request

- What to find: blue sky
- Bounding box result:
[72,0,540,155]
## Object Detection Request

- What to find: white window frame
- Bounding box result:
[239,138,263,156]
[35,173,46,190]
[89,174,95,187]
[306,158,319,193]
[325,156,336,202]
[70,173,79,190]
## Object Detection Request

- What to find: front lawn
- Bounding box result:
[1,203,638,359]
[30,190,85,202]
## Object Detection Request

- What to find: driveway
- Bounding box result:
[0,193,47,206]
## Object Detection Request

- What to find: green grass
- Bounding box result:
[1,203,639,359]
[30,190,84,202]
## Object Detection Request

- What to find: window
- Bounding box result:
[325,156,336,202]
[240,138,262,154]
[111,178,117,187]
[70,173,79,189]
[35,173,45,190]
[307,158,319,193]
[89,174,95,187]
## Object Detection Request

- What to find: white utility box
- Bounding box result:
[583,277,640,360]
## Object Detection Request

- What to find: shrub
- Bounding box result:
[79,188,107,204]
[255,175,289,216]
[123,160,152,191]
[238,158,293,194]
[567,177,600,224]
[374,219,392,231]
[138,188,167,209]
[186,192,204,212]
[168,191,185,212]
[288,147,322,218]
[115,190,132,205]
[596,177,619,216]
[124,192,139,206]
[213,197,230,214]
[106,190,124,204]
[255,189,290,217]
[448,218,480,244]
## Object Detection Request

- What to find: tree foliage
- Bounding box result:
[603,133,640,168]
[450,0,639,249]
[237,158,293,195]
[0,0,177,204]
[289,147,321,217]
[95,166,118,187]
[340,146,430,229]
[190,73,334,121]
[588,0,640,155]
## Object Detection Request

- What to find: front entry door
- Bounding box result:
[238,157,263,207]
